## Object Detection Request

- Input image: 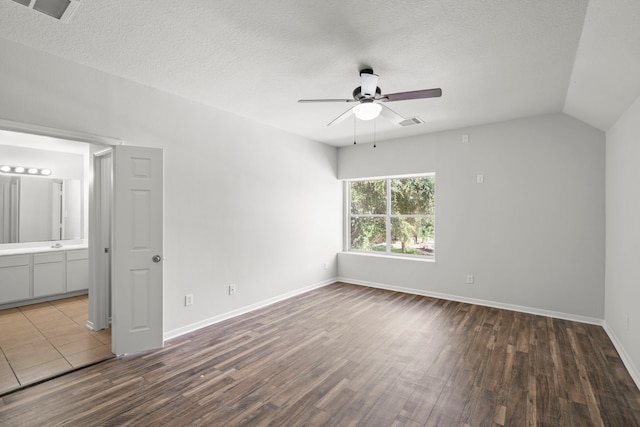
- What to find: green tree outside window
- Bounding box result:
[348,175,435,258]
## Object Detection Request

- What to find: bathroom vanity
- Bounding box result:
[0,244,88,308]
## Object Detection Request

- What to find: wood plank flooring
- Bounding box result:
[1,282,639,426]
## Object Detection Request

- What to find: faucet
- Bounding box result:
[51,242,63,248]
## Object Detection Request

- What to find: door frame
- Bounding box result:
[0,119,122,147]
[89,148,113,331]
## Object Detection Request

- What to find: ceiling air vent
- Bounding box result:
[398,117,425,127]
[12,0,80,23]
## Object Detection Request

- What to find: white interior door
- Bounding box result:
[112,145,163,355]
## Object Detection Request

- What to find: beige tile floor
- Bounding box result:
[0,295,112,395]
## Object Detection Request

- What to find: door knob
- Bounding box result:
[152,255,162,263]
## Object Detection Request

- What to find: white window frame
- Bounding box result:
[345,173,435,260]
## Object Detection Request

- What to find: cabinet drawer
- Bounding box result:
[0,255,30,268]
[66,249,89,261]
[34,252,65,264]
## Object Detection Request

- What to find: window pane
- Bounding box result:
[391,217,435,256]
[350,217,386,252]
[391,176,435,215]
[350,180,387,215]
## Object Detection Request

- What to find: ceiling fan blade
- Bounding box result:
[327,107,354,127]
[360,71,379,98]
[298,98,357,103]
[380,88,442,102]
[379,104,406,125]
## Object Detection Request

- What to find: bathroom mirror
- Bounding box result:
[0,130,88,246]
[0,175,83,243]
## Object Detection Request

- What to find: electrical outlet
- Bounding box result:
[467,275,474,284]
[185,294,193,306]
[229,284,236,296]
[462,133,470,143]
[476,174,484,184]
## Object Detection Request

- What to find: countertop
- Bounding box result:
[0,244,89,256]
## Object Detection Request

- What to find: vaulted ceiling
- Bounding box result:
[1,0,638,146]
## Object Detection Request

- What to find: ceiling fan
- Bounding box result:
[298,68,442,127]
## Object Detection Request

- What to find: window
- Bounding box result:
[347,174,435,259]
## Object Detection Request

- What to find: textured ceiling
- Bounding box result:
[564,0,640,130]
[0,0,638,146]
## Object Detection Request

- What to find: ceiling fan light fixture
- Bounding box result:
[353,102,382,121]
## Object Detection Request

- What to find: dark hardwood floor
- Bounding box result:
[1,282,639,426]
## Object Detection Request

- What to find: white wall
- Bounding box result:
[0,38,342,336]
[605,94,640,384]
[338,113,605,320]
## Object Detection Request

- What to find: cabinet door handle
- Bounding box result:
[152,255,162,263]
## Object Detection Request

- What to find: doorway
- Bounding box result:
[0,120,164,394]
[0,130,115,394]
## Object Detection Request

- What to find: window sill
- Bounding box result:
[340,251,435,263]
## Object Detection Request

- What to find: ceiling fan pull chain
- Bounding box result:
[353,116,357,145]
[373,119,377,148]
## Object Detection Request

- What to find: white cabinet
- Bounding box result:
[0,255,30,304]
[0,248,90,306]
[66,249,89,292]
[33,252,65,297]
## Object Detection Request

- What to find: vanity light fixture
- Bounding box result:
[0,165,53,176]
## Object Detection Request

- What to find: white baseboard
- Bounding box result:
[337,277,604,325]
[86,317,112,332]
[165,276,605,343]
[163,279,335,341]
[162,276,639,391]
[342,277,640,391]
[602,321,640,391]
